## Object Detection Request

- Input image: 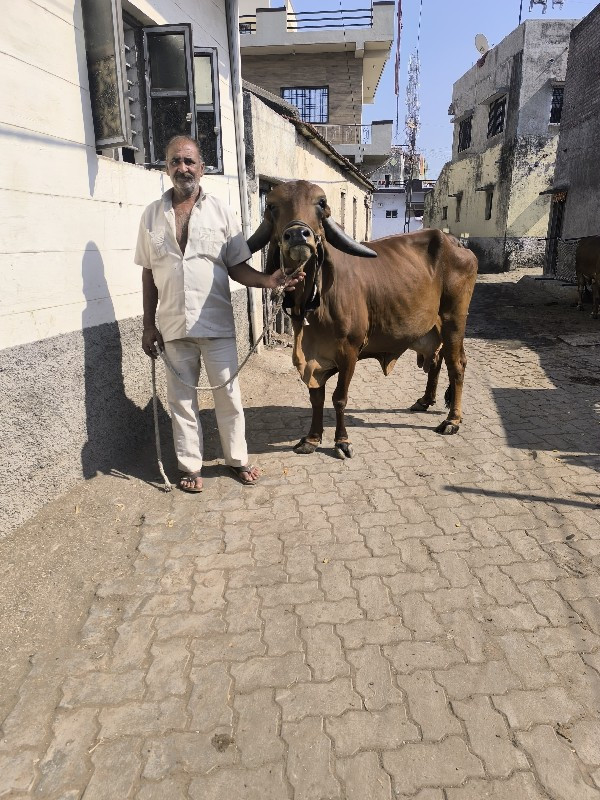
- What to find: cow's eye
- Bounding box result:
[318,198,326,208]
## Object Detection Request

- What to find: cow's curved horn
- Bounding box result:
[247,218,273,253]
[322,217,378,258]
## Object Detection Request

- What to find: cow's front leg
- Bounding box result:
[294,385,325,454]
[332,354,358,459]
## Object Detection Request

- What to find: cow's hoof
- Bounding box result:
[435,420,460,435]
[334,441,354,459]
[293,437,320,454]
[410,399,431,412]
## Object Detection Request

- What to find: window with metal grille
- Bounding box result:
[386,209,398,218]
[487,96,506,138]
[550,86,564,124]
[281,87,328,123]
[442,206,448,220]
[458,116,472,152]
[455,193,462,223]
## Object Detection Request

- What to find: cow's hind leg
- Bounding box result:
[576,273,586,311]
[332,352,358,459]
[294,385,325,454]
[411,348,443,412]
[436,319,467,435]
[592,276,599,319]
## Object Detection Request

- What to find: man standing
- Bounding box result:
[135,135,301,492]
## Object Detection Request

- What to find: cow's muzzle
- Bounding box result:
[281,220,321,268]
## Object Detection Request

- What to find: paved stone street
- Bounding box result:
[1,268,600,799]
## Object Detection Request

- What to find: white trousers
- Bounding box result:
[163,337,248,473]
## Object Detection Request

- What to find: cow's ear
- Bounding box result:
[265,241,281,274]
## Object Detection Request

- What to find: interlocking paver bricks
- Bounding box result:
[282,717,342,800]
[316,560,356,600]
[234,689,284,768]
[446,772,548,799]
[396,670,462,740]
[346,645,403,710]
[302,624,350,680]
[382,736,484,795]
[189,764,289,799]
[295,598,363,626]
[353,575,397,619]
[99,697,186,738]
[492,686,585,728]
[5,269,600,799]
[337,751,393,800]
[434,661,522,700]
[336,617,410,648]
[452,696,528,776]
[188,663,233,732]
[35,708,97,796]
[399,592,445,639]
[325,705,419,757]
[231,652,311,692]
[439,610,487,662]
[83,738,142,800]
[385,641,465,673]
[276,677,362,721]
[517,725,600,800]
[142,731,236,780]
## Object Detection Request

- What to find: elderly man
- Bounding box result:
[135,135,301,492]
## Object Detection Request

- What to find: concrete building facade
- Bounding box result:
[544,4,600,280]
[424,19,578,272]
[238,0,395,172]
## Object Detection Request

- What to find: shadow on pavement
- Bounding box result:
[467,273,600,472]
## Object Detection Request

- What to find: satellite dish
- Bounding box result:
[475,33,490,55]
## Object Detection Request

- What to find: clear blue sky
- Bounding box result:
[292,0,599,177]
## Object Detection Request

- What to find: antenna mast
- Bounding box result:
[404,50,421,232]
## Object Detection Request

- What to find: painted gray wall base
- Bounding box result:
[467,236,546,273]
[1,290,252,537]
[0,317,165,537]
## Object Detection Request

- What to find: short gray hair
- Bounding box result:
[165,135,204,162]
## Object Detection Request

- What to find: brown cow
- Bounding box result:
[247,180,478,458]
[575,236,600,319]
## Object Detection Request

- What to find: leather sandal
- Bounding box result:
[179,471,203,493]
[229,465,260,486]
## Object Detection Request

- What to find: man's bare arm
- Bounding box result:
[142,268,164,358]
[228,262,304,290]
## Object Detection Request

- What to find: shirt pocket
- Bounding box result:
[193,226,223,260]
[149,230,168,258]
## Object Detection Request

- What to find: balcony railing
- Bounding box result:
[312,124,372,145]
[239,7,373,35]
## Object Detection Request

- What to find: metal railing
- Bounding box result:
[239,7,373,35]
[312,124,372,145]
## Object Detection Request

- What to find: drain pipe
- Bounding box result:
[225,0,261,346]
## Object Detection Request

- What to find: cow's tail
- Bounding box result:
[444,384,454,409]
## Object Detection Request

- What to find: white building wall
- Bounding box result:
[371,191,422,239]
[0,0,249,535]
[0,0,243,350]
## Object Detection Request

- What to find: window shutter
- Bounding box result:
[142,24,197,165]
[81,0,132,148]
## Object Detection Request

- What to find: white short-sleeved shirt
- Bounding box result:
[134,189,252,341]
